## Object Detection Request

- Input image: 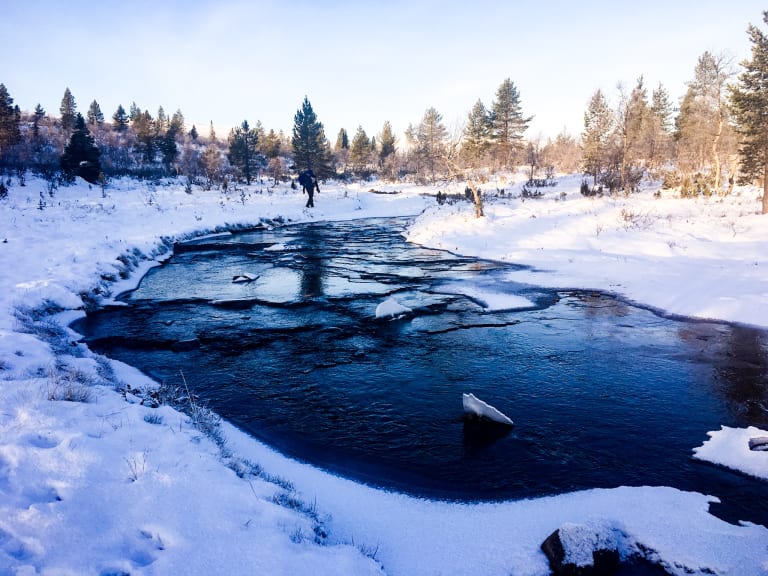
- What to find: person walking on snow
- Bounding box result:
[298,169,320,208]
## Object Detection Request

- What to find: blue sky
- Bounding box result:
[1,1,765,142]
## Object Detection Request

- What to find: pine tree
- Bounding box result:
[112,104,129,132]
[262,129,281,158]
[676,51,734,188]
[170,109,185,134]
[228,120,261,184]
[132,109,156,165]
[87,100,104,125]
[129,102,140,122]
[350,125,371,176]
[0,84,21,162]
[649,83,673,170]
[59,87,77,132]
[32,104,46,140]
[291,96,333,178]
[190,125,198,140]
[582,89,614,187]
[490,78,531,169]
[462,99,492,166]
[160,116,182,172]
[335,127,349,151]
[616,77,651,191]
[731,10,768,213]
[60,113,101,183]
[202,141,222,188]
[378,121,396,165]
[413,107,447,183]
[156,106,168,132]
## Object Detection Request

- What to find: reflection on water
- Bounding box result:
[73,217,768,526]
[297,226,325,299]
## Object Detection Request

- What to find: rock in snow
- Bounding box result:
[749,436,768,451]
[462,392,514,426]
[375,297,412,318]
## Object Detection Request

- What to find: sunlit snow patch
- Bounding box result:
[462,392,514,426]
[693,425,768,481]
[375,297,412,319]
[437,282,533,311]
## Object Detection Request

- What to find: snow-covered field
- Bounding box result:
[1,174,767,575]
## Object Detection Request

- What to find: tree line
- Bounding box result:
[1,11,768,213]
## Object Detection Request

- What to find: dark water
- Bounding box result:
[73,217,768,525]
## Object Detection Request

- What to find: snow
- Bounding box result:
[436,281,534,311]
[375,296,412,318]
[556,521,625,567]
[693,426,768,481]
[1,174,767,575]
[408,175,768,328]
[462,392,514,425]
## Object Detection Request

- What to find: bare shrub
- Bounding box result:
[46,365,94,402]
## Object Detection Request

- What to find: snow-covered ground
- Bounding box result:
[1,174,767,575]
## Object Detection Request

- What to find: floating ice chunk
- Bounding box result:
[436,282,534,311]
[232,272,259,283]
[462,393,514,426]
[264,243,286,251]
[375,297,412,318]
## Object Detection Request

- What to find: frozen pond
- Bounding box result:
[73,217,768,525]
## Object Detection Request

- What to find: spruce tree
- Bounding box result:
[262,129,281,158]
[228,120,261,184]
[60,113,101,183]
[112,104,129,132]
[582,89,614,187]
[463,99,492,166]
[132,109,156,165]
[190,125,199,140]
[730,10,768,214]
[335,127,349,151]
[0,84,21,162]
[32,104,46,140]
[649,83,673,169]
[350,125,371,176]
[414,107,447,183]
[87,100,104,125]
[156,106,168,132]
[379,121,396,164]
[490,78,531,169]
[677,51,733,188]
[59,87,77,132]
[291,96,333,178]
[617,77,651,192]
[160,122,180,172]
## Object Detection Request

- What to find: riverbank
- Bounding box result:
[408,174,768,330]
[1,175,766,575]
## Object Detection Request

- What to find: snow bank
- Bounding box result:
[408,180,768,328]
[693,425,768,481]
